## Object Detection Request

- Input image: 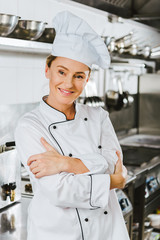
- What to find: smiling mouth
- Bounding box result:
[58,88,74,96]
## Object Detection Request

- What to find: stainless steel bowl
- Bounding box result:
[9,20,47,40]
[38,28,55,43]
[0,13,20,37]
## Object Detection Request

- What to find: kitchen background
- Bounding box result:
[0,0,160,239]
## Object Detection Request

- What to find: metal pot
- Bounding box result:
[105,76,134,111]
[0,13,20,37]
[84,96,104,107]
[105,76,126,111]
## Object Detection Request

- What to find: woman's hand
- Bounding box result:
[110,151,127,190]
[27,137,67,178]
[27,137,89,178]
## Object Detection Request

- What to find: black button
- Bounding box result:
[85,218,89,222]
[98,145,102,149]
[84,118,88,121]
[104,211,108,215]
[69,153,72,157]
[53,126,56,129]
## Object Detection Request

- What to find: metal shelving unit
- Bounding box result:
[0,37,52,54]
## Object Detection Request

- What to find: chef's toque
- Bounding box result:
[51,11,110,69]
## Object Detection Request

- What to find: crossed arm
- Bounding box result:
[28,137,127,190]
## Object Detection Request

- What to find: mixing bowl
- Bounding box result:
[38,28,55,43]
[0,13,20,37]
[9,20,47,40]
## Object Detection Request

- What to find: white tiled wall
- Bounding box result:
[0,0,159,104]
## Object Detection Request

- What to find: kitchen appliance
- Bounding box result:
[120,134,160,240]
[0,196,31,239]
[116,189,133,238]
[0,149,21,209]
[69,0,160,30]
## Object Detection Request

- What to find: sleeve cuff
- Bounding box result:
[90,174,110,209]
[74,153,109,175]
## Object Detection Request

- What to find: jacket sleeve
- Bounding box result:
[15,121,111,209]
[99,107,123,174]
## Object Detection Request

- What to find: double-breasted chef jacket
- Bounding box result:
[15,96,130,240]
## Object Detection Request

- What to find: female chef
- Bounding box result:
[15,11,129,240]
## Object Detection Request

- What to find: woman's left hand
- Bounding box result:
[27,137,66,178]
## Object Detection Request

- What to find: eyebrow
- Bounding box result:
[57,65,86,75]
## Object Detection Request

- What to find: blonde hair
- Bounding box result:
[46,55,91,74]
[46,55,57,67]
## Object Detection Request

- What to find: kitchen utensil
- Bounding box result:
[0,13,20,37]
[101,36,112,46]
[105,76,133,111]
[0,141,15,153]
[137,45,151,58]
[83,73,104,107]
[105,76,125,110]
[38,27,55,43]
[9,20,47,40]
[120,44,138,56]
[107,37,117,52]
[115,32,133,49]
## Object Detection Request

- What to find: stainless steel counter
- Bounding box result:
[0,197,31,240]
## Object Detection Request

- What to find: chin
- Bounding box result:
[58,98,75,106]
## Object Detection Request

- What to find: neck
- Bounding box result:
[45,95,76,120]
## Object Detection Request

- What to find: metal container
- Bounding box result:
[0,13,20,37]
[105,76,132,111]
[0,149,21,209]
[38,27,55,43]
[9,20,47,40]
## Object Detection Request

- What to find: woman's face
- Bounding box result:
[45,57,90,107]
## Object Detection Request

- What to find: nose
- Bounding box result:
[63,75,73,88]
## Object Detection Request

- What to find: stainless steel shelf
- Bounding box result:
[0,37,52,54]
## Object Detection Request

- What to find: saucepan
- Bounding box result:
[0,13,20,37]
[105,76,134,111]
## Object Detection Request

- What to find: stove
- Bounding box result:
[120,134,160,149]
[119,134,160,240]
[122,146,160,167]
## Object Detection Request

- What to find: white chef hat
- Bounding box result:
[51,11,110,69]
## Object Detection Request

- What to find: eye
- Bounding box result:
[75,75,84,79]
[58,70,65,75]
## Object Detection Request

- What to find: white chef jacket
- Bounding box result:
[15,96,130,240]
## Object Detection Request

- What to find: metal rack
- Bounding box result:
[0,37,52,54]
